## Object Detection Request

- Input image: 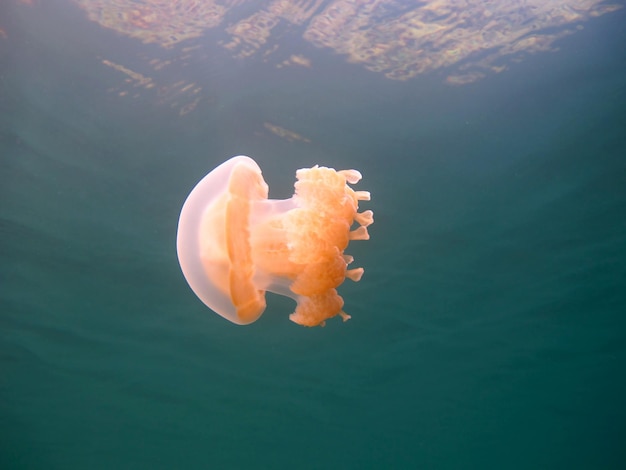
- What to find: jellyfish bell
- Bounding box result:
[176,155,373,327]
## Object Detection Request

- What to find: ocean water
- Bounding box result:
[1,2,625,469]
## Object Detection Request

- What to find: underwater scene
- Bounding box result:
[1,0,625,468]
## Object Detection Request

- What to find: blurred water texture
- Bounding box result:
[1,1,625,468]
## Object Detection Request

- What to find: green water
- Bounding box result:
[1,2,625,469]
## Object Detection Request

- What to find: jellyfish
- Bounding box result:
[176,155,373,327]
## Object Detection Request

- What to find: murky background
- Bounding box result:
[1,1,625,468]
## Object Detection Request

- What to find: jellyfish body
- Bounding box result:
[176,156,373,327]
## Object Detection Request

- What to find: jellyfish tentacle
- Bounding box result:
[355,190,371,201]
[346,267,364,282]
[349,226,370,241]
[338,311,352,322]
[338,169,362,184]
[355,210,374,227]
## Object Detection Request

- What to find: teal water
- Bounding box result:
[1,2,626,469]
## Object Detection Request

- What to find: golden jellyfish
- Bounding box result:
[176,156,373,327]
